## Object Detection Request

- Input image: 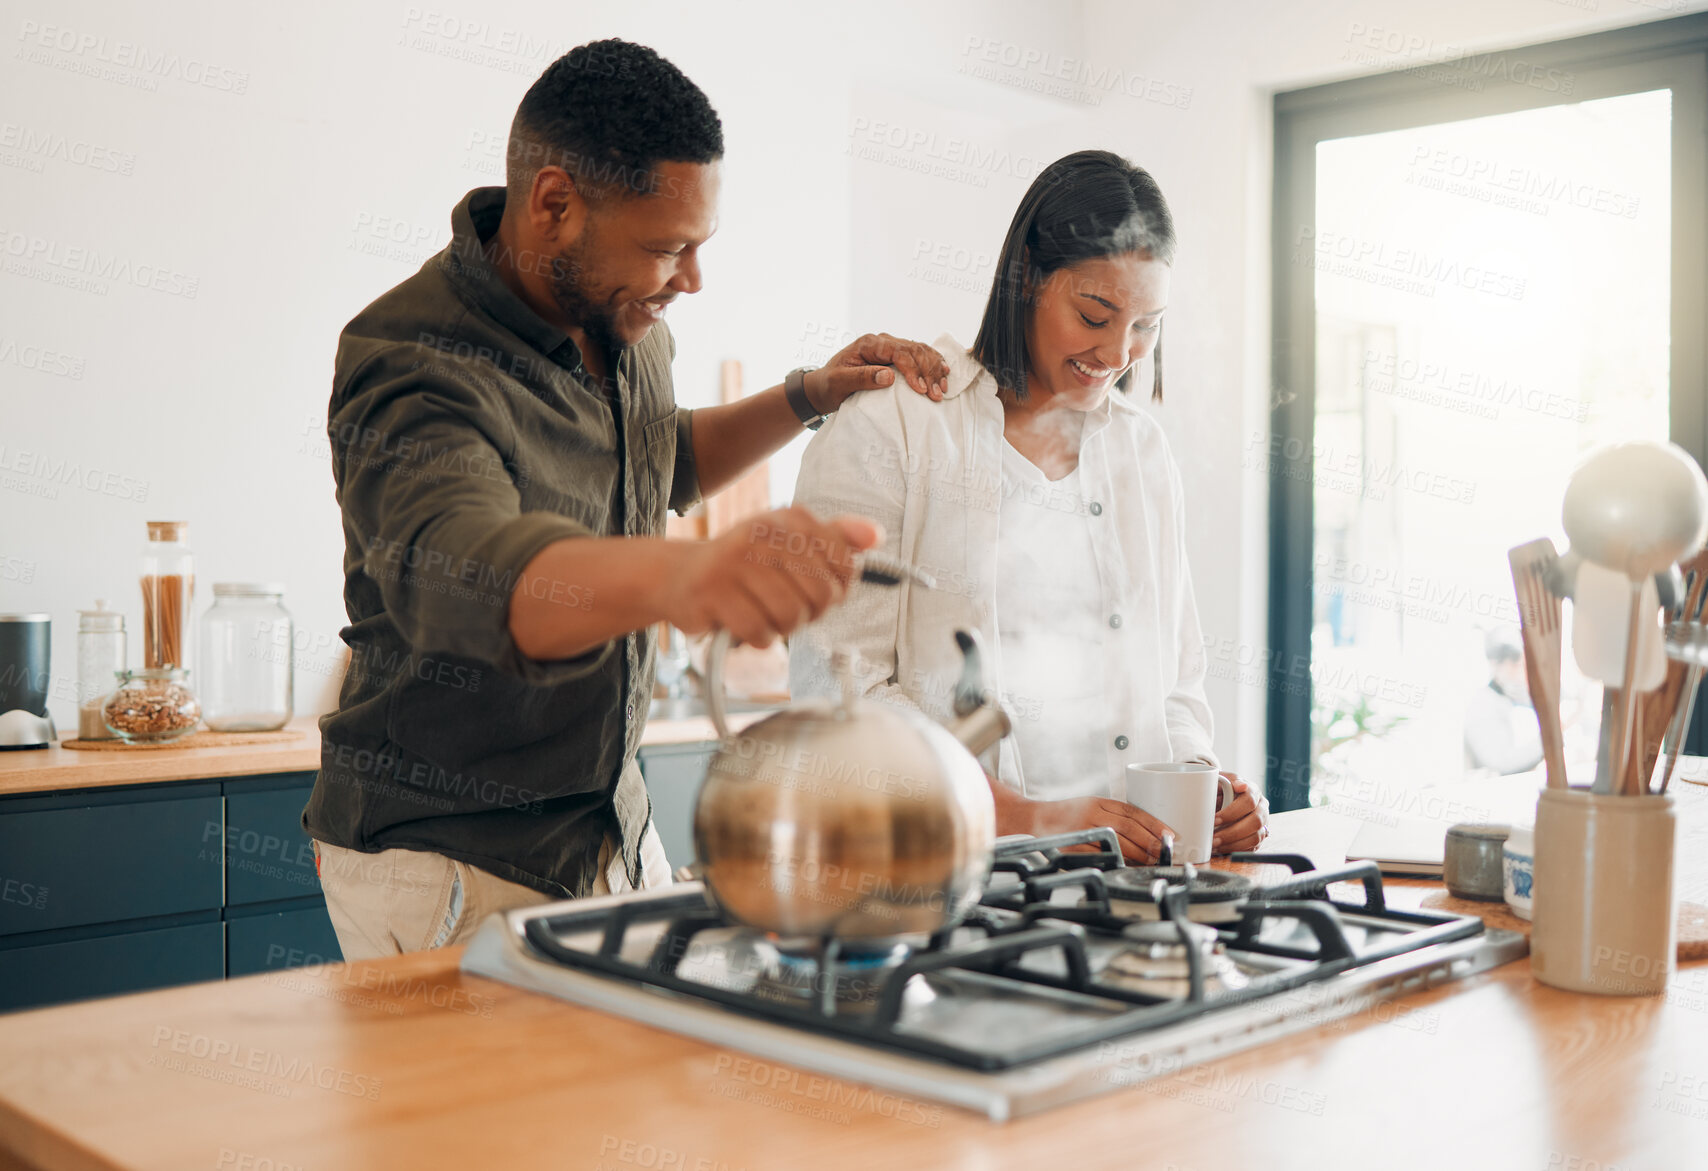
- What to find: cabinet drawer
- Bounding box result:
[638,744,714,870]
[0,794,224,936]
[224,786,320,906]
[0,921,224,1013]
[226,904,342,977]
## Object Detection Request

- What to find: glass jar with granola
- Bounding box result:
[102,667,201,742]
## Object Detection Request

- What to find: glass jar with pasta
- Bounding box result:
[140,521,195,671]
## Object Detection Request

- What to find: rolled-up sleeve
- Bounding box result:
[333,349,614,686]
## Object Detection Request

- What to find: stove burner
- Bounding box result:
[743,938,927,1015]
[1101,866,1254,923]
[1121,919,1220,948]
[1100,919,1253,999]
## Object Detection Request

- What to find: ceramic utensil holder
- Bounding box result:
[1531,787,1676,995]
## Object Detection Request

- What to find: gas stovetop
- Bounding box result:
[461,830,1526,1120]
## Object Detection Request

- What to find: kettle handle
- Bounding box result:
[952,629,987,718]
[705,628,734,741]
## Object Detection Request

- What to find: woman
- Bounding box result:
[789,150,1268,864]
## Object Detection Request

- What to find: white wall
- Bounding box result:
[0,0,1073,730]
[2,0,1697,783]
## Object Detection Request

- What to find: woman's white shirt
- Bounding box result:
[995,440,1125,799]
[788,334,1217,799]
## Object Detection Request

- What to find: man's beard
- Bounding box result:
[547,232,624,357]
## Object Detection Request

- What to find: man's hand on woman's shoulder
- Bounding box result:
[805,333,949,414]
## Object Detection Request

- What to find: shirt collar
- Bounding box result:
[441,187,578,365]
[934,332,1121,435]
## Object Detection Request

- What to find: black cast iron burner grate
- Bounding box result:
[517,828,1483,1072]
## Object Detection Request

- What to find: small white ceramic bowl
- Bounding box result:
[1503,827,1534,921]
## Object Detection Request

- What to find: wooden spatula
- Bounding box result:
[1509,539,1568,789]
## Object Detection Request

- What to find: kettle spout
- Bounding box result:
[947,629,1011,756]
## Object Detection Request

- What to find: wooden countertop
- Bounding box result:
[0,711,770,798]
[2,792,1705,1171]
[0,718,325,797]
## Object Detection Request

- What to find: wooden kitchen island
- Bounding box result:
[2,791,1706,1171]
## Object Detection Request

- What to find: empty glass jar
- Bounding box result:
[199,583,294,732]
[76,601,126,740]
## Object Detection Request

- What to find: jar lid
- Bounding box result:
[213,582,286,597]
[0,613,51,623]
[117,666,192,681]
[146,521,189,542]
[1446,823,1511,842]
[78,600,124,632]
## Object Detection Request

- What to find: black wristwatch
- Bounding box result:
[785,366,828,430]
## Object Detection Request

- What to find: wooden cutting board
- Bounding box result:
[61,727,307,751]
[701,359,772,539]
[1420,889,1708,961]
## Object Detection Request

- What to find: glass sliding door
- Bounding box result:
[1269,17,1707,811]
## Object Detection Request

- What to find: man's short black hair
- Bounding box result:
[506,39,723,204]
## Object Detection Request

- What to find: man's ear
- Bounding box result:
[530,166,590,243]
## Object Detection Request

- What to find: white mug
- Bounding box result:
[1124,763,1236,865]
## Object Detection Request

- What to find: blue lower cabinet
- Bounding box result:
[225,784,322,906]
[0,771,331,1011]
[637,745,714,870]
[226,904,343,977]
[0,788,224,937]
[0,921,224,1013]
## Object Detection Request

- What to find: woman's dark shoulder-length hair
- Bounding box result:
[970,149,1176,401]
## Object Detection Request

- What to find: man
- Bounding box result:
[305,39,948,960]
[1464,627,1543,776]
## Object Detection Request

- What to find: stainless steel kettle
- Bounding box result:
[693,628,1010,941]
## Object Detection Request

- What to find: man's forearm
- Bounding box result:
[690,383,807,496]
[507,536,683,660]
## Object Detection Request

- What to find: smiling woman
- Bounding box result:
[789,150,1270,866]
[972,149,1175,403]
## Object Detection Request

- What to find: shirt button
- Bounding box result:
[1089,501,1103,516]
[1114,735,1130,750]
[1109,614,1122,629]
[625,702,635,721]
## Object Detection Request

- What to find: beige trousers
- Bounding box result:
[314,823,672,962]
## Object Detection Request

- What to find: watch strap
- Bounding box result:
[785,366,826,430]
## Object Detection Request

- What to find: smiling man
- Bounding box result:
[305,39,949,961]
